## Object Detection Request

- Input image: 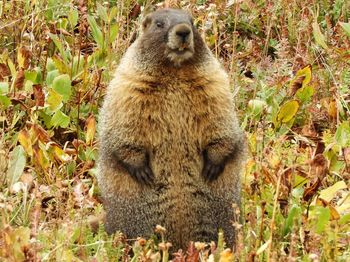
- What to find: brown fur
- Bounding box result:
[97,8,246,250]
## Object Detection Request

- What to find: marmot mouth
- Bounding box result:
[170,48,193,55]
[166,47,194,66]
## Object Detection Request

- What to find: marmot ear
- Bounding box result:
[141,15,152,31]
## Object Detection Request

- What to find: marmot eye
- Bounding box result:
[156,21,164,28]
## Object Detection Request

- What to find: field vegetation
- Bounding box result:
[0,0,349,261]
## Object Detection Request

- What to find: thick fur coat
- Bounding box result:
[97,8,246,250]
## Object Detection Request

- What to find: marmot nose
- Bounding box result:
[176,28,191,42]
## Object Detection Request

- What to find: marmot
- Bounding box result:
[97,8,246,250]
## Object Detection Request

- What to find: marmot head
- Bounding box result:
[139,9,206,67]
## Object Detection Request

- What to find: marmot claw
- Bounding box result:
[202,158,225,182]
[124,163,154,186]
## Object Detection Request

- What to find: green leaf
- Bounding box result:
[24,80,33,92]
[48,33,68,64]
[46,89,63,112]
[109,23,119,43]
[296,85,314,103]
[283,205,301,236]
[335,121,350,147]
[339,213,350,225]
[315,206,330,234]
[0,95,11,108]
[51,110,70,128]
[39,111,53,129]
[340,22,350,38]
[52,56,69,74]
[294,174,308,188]
[0,82,9,94]
[97,3,108,23]
[89,49,108,67]
[109,6,118,21]
[24,71,36,81]
[52,74,72,102]
[87,15,104,48]
[277,100,300,124]
[24,68,42,84]
[248,99,266,118]
[7,145,26,187]
[46,69,60,86]
[71,55,85,77]
[46,58,56,72]
[312,20,328,49]
[68,8,79,28]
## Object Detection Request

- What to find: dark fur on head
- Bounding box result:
[136,9,208,68]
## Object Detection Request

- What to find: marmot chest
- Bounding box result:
[131,84,210,150]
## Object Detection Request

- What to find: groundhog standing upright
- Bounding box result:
[97,8,246,250]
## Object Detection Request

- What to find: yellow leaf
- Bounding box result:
[85,114,96,145]
[329,205,340,220]
[289,65,312,96]
[51,143,71,162]
[17,46,30,69]
[17,47,25,69]
[312,20,328,49]
[256,239,271,255]
[277,100,300,123]
[319,181,347,202]
[7,58,16,77]
[33,145,49,170]
[328,100,337,119]
[5,227,31,261]
[296,64,312,86]
[18,129,33,156]
[337,192,350,213]
[220,248,234,262]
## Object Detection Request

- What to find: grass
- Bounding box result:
[0,0,350,261]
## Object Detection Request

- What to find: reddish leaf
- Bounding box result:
[72,139,85,150]
[289,75,304,96]
[344,148,350,166]
[172,250,186,262]
[185,242,200,262]
[0,63,10,80]
[310,154,328,180]
[33,84,45,107]
[14,69,25,90]
[303,154,328,201]
[303,178,321,202]
[31,124,51,143]
[129,4,141,19]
